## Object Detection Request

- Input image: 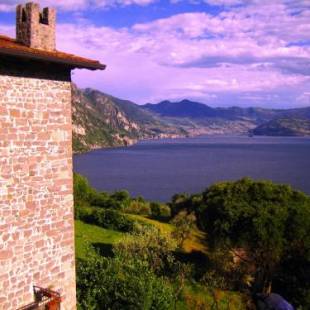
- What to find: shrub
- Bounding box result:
[171,211,196,248]
[91,209,135,232]
[170,193,202,217]
[73,173,95,207]
[74,204,93,221]
[76,204,135,232]
[125,199,152,216]
[88,191,110,208]
[114,226,177,275]
[150,202,171,220]
[150,202,161,217]
[76,252,175,310]
[110,190,131,210]
[158,204,171,218]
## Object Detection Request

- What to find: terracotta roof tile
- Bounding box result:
[0,35,106,70]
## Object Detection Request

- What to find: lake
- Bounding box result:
[73,136,310,202]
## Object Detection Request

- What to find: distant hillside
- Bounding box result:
[143,100,279,121]
[72,90,310,152]
[143,99,310,136]
[143,100,219,118]
[72,86,187,152]
[252,118,310,136]
[142,100,276,135]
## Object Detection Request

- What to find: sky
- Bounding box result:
[0,0,309,108]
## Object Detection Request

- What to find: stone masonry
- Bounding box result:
[0,2,104,308]
[0,61,76,309]
[16,3,56,51]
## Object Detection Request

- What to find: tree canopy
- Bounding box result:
[196,178,310,296]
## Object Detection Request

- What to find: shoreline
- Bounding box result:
[73,132,310,155]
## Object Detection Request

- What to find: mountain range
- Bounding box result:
[72,86,310,153]
[72,85,187,152]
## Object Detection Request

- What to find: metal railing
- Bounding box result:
[17,286,61,310]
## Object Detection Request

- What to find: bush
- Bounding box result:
[158,204,171,218]
[73,173,95,207]
[74,204,93,221]
[150,202,171,220]
[88,191,110,208]
[170,193,202,217]
[110,190,131,210]
[125,199,152,216]
[75,202,135,232]
[114,226,177,275]
[87,208,135,232]
[74,173,132,211]
[171,211,196,248]
[77,252,175,310]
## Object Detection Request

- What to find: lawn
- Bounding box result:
[75,220,124,259]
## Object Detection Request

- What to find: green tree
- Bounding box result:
[114,226,177,274]
[73,173,95,207]
[196,178,310,298]
[113,226,191,307]
[111,190,131,209]
[170,193,202,217]
[171,211,196,248]
[150,202,171,220]
[125,199,152,216]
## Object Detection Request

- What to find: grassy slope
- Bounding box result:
[75,220,124,259]
[127,214,174,233]
[127,214,208,254]
[75,217,247,309]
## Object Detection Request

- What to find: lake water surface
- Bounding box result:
[73,136,310,202]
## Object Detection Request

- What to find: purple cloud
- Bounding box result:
[0,0,309,107]
[0,0,157,11]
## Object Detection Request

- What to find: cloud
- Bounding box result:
[203,0,243,6]
[0,0,157,11]
[171,0,243,6]
[179,0,310,10]
[1,0,309,107]
[55,18,309,106]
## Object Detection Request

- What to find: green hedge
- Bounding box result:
[76,205,135,232]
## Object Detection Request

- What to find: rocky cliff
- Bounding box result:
[72,86,187,152]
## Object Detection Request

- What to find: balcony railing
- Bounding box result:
[17,286,61,310]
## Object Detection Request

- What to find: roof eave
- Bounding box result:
[0,47,106,71]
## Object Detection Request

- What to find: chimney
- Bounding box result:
[16,2,56,51]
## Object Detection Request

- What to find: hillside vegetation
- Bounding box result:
[72,87,310,153]
[252,117,310,136]
[74,173,310,309]
[72,86,187,152]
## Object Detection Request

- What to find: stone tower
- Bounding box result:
[0,2,105,310]
[16,2,56,51]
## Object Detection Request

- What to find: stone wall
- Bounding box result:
[0,60,76,309]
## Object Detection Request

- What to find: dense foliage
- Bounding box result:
[74,173,171,219]
[77,251,175,310]
[74,174,310,309]
[170,178,310,308]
